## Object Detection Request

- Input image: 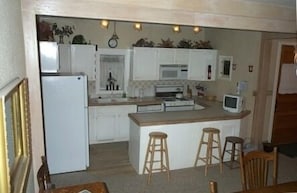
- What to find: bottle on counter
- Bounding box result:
[186,85,192,98]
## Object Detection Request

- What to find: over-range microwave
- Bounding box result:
[159,64,188,80]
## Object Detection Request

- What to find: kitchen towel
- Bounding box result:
[278,63,297,94]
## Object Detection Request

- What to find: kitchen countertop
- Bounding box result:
[128,98,251,126]
[88,97,162,106]
[88,96,251,126]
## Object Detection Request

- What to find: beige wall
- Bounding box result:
[204,28,262,140]
[0,0,34,192]
[0,0,26,88]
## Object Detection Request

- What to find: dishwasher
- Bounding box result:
[137,104,164,113]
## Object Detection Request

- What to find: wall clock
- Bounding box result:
[108,37,118,48]
[108,21,119,48]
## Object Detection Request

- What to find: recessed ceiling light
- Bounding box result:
[193,26,201,33]
[173,25,181,33]
[100,20,109,29]
[134,23,142,31]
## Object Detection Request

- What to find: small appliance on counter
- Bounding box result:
[223,94,243,113]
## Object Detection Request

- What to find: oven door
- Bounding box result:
[137,104,164,113]
[164,105,194,112]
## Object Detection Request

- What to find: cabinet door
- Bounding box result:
[188,49,217,81]
[88,107,97,144]
[158,48,175,64]
[71,45,96,81]
[116,105,137,140]
[90,105,136,144]
[132,47,159,80]
[175,49,189,64]
[158,48,189,65]
[58,44,71,72]
[95,111,116,142]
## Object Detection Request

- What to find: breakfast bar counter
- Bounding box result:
[128,101,251,174]
[128,101,250,126]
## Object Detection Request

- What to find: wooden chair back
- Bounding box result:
[37,156,54,192]
[209,180,218,193]
[239,147,278,191]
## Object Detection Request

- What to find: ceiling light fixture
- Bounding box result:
[100,20,109,29]
[193,26,201,33]
[173,25,181,33]
[134,23,142,31]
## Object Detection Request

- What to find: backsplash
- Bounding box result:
[88,80,215,98]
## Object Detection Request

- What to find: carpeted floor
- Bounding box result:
[51,142,297,193]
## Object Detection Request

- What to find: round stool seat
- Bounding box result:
[149,132,167,139]
[225,136,244,144]
[203,127,220,134]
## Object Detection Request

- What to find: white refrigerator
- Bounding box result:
[41,73,89,174]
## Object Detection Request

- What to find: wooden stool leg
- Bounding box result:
[147,138,156,184]
[194,132,205,167]
[222,139,227,161]
[205,133,213,176]
[230,142,235,169]
[216,133,223,173]
[164,138,170,181]
[143,137,152,174]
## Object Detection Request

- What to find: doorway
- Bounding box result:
[271,45,297,145]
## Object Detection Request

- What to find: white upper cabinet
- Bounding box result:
[56,44,97,80]
[157,48,189,65]
[132,47,159,80]
[188,49,217,81]
[70,44,97,81]
[58,44,71,73]
[175,49,190,64]
[131,47,217,81]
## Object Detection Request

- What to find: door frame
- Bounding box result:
[267,39,296,142]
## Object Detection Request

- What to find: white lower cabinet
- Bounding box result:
[88,105,137,144]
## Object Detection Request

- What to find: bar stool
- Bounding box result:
[143,132,170,184]
[194,127,223,176]
[221,136,244,169]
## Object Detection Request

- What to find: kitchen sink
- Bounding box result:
[97,98,129,103]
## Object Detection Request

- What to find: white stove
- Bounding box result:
[155,85,195,111]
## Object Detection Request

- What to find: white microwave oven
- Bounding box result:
[159,64,188,80]
[223,94,243,113]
